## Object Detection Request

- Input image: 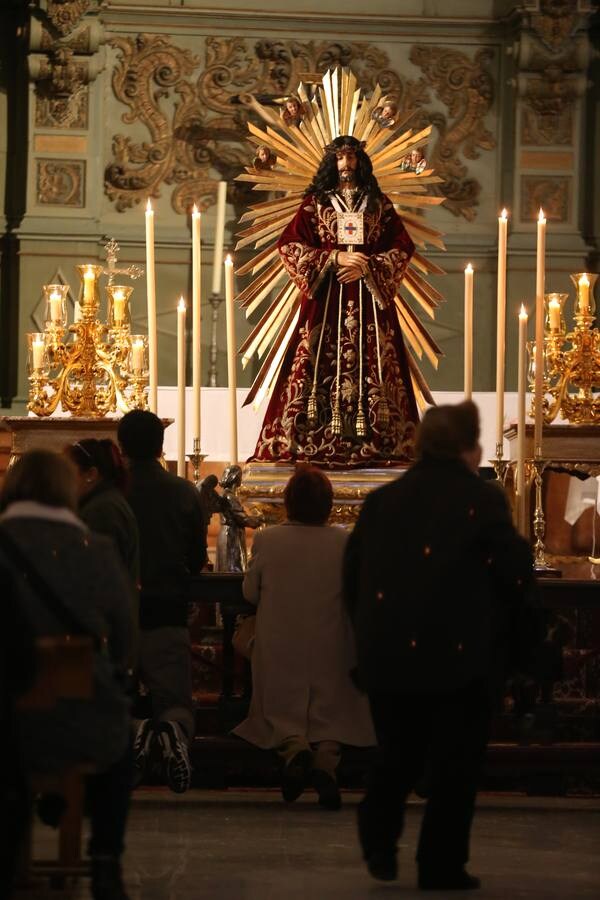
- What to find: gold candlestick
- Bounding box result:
[531,458,561,578]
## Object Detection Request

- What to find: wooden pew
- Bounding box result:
[17,635,95,888]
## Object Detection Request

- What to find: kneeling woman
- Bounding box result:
[233,466,375,809]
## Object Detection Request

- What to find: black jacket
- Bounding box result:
[343,458,538,694]
[125,460,207,629]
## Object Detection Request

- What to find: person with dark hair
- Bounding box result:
[344,400,539,891]
[65,438,139,584]
[117,410,207,795]
[233,465,375,809]
[250,134,417,468]
[0,450,134,900]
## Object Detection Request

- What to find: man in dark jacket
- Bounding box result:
[344,400,537,891]
[118,410,207,794]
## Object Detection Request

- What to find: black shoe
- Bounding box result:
[312,769,342,810]
[157,721,192,794]
[418,868,481,891]
[280,749,312,803]
[132,718,154,788]
[91,857,130,900]
[367,850,398,882]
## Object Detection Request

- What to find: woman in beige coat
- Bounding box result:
[233,466,375,809]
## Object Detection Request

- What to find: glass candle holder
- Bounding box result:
[129,335,148,375]
[27,332,47,375]
[569,272,598,319]
[544,292,568,336]
[43,283,69,329]
[76,263,104,315]
[527,339,548,388]
[107,284,133,329]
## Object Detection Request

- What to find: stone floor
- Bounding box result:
[21,790,600,899]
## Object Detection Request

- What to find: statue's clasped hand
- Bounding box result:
[336,250,370,284]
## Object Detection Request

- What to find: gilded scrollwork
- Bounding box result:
[105,35,495,220]
[409,45,496,221]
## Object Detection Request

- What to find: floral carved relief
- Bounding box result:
[105,35,497,220]
[409,45,496,221]
[37,159,85,207]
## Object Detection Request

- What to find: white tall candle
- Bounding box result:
[177,297,187,478]
[212,181,227,296]
[517,304,528,533]
[464,263,474,400]
[534,208,546,458]
[145,199,158,413]
[191,205,202,446]
[224,254,238,465]
[495,209,508,452]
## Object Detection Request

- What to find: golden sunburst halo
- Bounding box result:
[234,66,447,411]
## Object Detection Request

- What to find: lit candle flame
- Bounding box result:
[538,208,546,224]
[192,204,199,217]
[146,199,153,213]
[465,263,473,274]
[500,208,508,220]
[519,304,528,319]
[580,273,590,287]
[178,296,186,312]
[225,254,233,267]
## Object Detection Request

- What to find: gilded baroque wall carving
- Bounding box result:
[27,3,105,128]
[409,45,496,221]
[35,85,89,129]
[520,174,570,222]
[517,0,592,147]
[105,35,497,220]
[36,158,85,207]
[45,0,92,37]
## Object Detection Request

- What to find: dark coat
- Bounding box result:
[125,460,207,629]
[79,481,140,584]
[0,510,132,771]
[343,458,537,694]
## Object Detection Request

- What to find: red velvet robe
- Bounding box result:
[250,192,418,468]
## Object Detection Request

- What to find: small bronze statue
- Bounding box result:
[216,465,263,573]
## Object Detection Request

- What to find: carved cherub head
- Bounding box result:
[282,95,303,127]
[253,144,277,170]
[371,99,397,128]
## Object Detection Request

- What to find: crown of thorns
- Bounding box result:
[325,138,367,154]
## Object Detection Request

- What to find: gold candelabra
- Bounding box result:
[528,272,600,425]
[27,257,149,417]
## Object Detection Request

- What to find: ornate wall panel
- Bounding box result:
[36,158,85,207]
[520,174,570,222]
[104,34,497,221]
[513,0,594,228]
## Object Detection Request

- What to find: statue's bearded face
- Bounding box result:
[336,149,357,184]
